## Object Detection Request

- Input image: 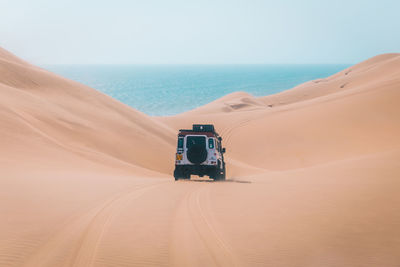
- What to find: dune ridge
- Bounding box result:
[0,47,176,175]
[1,47,399,266]
[160,53,400,170]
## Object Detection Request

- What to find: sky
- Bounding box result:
[1,0,399,64]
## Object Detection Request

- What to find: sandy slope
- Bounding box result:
[0,47,399,266]
[159,54,400,171]
[0,47,176,175]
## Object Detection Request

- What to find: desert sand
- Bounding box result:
[0,47,399,266]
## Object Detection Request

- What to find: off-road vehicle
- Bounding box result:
[174,124,226,181]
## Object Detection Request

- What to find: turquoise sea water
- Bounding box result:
[46,65,348,116]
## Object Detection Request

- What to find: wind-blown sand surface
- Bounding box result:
[1,47,399,266]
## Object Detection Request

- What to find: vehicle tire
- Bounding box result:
[214,164,226,181]
[174,168,182,181]
[220,165,226,181]
[209,167,218,181]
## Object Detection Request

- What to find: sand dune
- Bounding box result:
[0,47,176,175]
[159,53,400,171]
[0,47,399,266]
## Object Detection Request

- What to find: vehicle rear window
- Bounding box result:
[208,138,214,149]
[177,137,183,148]
[186,136,206,149]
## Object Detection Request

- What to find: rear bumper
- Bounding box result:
[174,164,217,177]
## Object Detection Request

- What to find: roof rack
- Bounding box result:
[178,124,220,137]
[192,124,214,132]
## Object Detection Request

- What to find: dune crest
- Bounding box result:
[160,53,400,171]
[260,53,400,107]
[0,47,176,175]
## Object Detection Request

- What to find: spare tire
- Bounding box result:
[187,144,207,164]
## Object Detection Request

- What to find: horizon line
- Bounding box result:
[41,62,353,66]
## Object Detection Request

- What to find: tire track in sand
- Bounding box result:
[68,181,169,267]
[22,180,167,267]
[170,183,238,267]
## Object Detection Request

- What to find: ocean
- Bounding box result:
[46,64,349,116]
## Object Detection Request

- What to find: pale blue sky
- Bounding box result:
[1,0,399,64]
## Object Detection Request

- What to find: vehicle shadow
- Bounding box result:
[178,178,251,184]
